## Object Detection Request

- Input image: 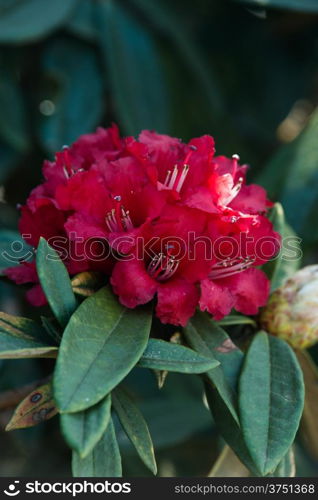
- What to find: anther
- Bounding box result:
[223,177,243,205]
[148,253,179,281]
[210,256,255,280]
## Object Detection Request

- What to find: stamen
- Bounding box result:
[147,254,163,279]
[63,166,83,179]
[148,253,180,281]
[63,166,70,179]
[223,176,243,205]
[184,148,195,165]
[105,197,134,232]
[121,207,134,230]
[162,148,196,192]
[164,170,172,186]
[210,256,255,280]
[175,164,189,193]
[231,154,240,178]
[158,258,179,281]
[168,165,179,189]
[105,209,118,231]
[163,163,190,192]
[61,146,78,179]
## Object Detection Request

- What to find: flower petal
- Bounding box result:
[26,284,47,307]
[228,267,270,315]
[230,184,271,214]
[5,262,37,284]
[199,278,235,320]
[156,280,199,326]
[19,199,66,247]
[110,259,157,308]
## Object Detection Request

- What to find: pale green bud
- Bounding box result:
[261,265,318,349]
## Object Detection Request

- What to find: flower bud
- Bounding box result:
[261,265,318,349]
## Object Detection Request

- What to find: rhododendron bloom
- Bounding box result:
[5,125,280,326]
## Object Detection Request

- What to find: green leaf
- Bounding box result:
[67,0,97,41]
[217,315,256,327]
[0,71,29,152]
[6,382,58,430]
[185,313,257,473]
[136,395,211,450]
[0,336,57,359]
[279,108,318,238]
[235,0,318,13]
[0,230,32,275]
[72,418,122,477]
[0,141,20,184]
[0,312,58,359]
[0,0,78,43]
[112,386,157,475]
[96,0,169,135]
[238,331,304,476]
[184,312,243,423]
[205,382,259,476]
[268,448,295,477]
[0,311,47,341]
[71,272,106,297]
[41,316,61,345]
[36,238,77,328]
[138,338,219,374]
[131,0,223,115]
[256,139,297,201]
[54,287,152,413]
[262,203,301,291]
[61,394,112,458]
[152,332,182,389]
[296,350,318,460]
[40,37,104,153]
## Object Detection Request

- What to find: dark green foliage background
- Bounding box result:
[0,0,318,477]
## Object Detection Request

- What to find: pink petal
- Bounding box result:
[5,262,38,284]
[230,184,270,214]
[183,186,219,213]
[156,280,199,326]
[55,170,109,217]
[26,285,47,307]
[199,278,235,320]
[110,259,157,308]
[65,213,107,240]
[228,267,270,315]
[19,200,65,247]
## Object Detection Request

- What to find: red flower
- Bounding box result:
[5,125,280,325]
[111,205,210,326]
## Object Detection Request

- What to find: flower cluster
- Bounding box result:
[5,125,280,326]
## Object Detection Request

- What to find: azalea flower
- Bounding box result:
[5,126,280,326]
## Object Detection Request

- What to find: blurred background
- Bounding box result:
[1,0,318,477]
